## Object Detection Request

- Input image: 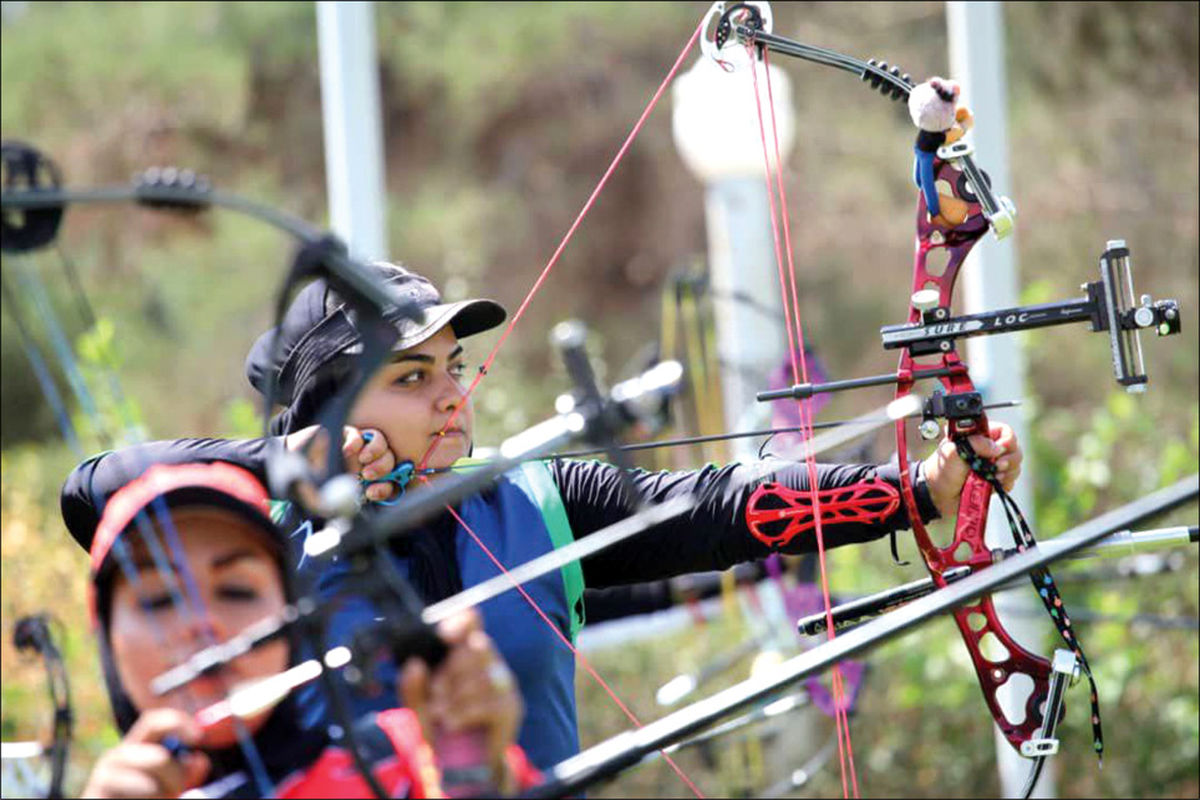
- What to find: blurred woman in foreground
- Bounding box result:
[81,461,537,798]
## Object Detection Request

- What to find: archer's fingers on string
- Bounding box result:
[356,428,392,465]
[372,449,397,474]
[359,450,395,482]
[341,425,366,460]
[365,482,395,502]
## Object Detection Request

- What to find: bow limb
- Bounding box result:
[1,147,372,796]
[10,615,72,799]
[709,2,1058,762]
[893,154,1055,752]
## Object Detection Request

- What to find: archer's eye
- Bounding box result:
[218,586,260,603]
[391,369,424,387]
[449,362,467,380]
[141,593,174,613]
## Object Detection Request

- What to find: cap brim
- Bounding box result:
[92,487,281,574]
[388,298,507,352]
[88,464,280,570]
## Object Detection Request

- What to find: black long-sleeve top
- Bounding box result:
[60,437,939,590]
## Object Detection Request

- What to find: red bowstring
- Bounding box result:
[748,47,861,798]
[406,20,709,797]
[416,19,705,475]
[759,47,861,799]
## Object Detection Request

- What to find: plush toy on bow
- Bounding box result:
[908,77,973,228]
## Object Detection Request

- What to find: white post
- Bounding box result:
[946,3,1050,797]
[316,1,387,261]
[672,48,829,765]
[672,51,794,460]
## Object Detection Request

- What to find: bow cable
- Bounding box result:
[746,45,860,797]
[2,199,279,795]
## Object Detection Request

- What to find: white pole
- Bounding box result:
[316,1,387,261]
[703,176,788,459]
[672,52,794,460]
[946,3,1051,797]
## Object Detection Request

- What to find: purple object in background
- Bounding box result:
[767,347,832,451]
[806,660,866,718]
[782,579,866,717]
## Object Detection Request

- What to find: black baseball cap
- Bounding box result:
[244,262,506,433]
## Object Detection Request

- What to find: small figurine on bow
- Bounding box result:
[908,77,973,228]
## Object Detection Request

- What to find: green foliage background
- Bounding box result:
[1,2,1196,797]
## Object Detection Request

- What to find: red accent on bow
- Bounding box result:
[893,156,1055,751]
[746,480,900,549]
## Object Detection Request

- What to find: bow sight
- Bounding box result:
[881,240,1181,391]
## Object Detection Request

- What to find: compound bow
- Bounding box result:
[2,4,1193,797]
[700,0,1183,792]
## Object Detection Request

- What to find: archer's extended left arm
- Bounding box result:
[550,458,941,588]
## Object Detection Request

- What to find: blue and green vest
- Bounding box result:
[281,460,586,771]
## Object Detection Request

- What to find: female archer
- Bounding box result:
[62,261,1023,770]
[81,461,538,798]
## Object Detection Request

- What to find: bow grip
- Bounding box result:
[354,618,496,795]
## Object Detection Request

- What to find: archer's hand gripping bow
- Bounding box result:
[703,0,1184,785]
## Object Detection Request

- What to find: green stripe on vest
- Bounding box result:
[269,499,291,525]
[514,460,586,641]
[454,458,585,641]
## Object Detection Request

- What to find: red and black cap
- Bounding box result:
[89,462,279,616]
[87,462,286,736]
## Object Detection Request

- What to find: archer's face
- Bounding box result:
[108,509,289,748]
[349,325,474,472]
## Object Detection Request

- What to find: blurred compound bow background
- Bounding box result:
[1,3,1196,797]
